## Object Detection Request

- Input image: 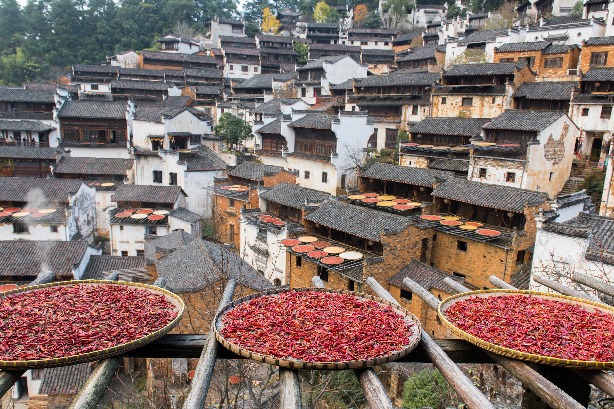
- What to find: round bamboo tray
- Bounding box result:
[215,287,421,370]
[0,280,185,369]
[438,289,614,369]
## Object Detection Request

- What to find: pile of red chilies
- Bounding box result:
[445,294,614,362]
[221,290,413,362]
[0,285,178,361]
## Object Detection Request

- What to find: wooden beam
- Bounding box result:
[532,274,601,303]
[279,369,302,409]
[183,278,237,409]
[572,271,614,298]
[488,275,515,290]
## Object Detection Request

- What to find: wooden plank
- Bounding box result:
[369,278,494,409]
[572,271,614,297]
[532,274,601,302]
[279,369,302,409]
[488,275,515,290]
[182,279,237,409]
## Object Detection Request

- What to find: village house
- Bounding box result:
[361,49,396,75]
[569,67,614,164]
[256,34,298,73]
[109,184,199,256]
[303,23,340,44]
[184,85,223,118]
[0,177,96,242]
[584,0,614,36]
[228,72,297,108]
[422,22,440,46]
[57,99,134,159]
[444,29,512,66]
[513,81,576,111]
[470,110,579,198]
[252,98,310,126]
[432,62,536,118]
[524,18,605,48]
[601,143,614,216]
[396,44,445,72]
[109,80,181,101]
[213,161,296,248]
[157,35,200,54]
[531,212,613,300]
[493,41,581,79]
[392,31,424,54]
[71,64,119,84]
[349,71,439,148]
[0,146,63,177]
[140,51,219,71]
[296,55,368,103]
[221,36,261,79]
[210,17,245,45]
[341,28,398,49]
[308,43,362,62]
[108,50,140,68]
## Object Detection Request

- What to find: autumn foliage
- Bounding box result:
[261,7,281,33]
[354,4,368,27]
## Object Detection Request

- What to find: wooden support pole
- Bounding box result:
[279,369,302,409]
[488,275,515,290]
[532,274,601,303]
[367,278,494,409]
[183,278,237,409]
[572,271,614,297]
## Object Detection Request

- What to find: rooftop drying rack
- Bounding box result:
[0,271,612,409]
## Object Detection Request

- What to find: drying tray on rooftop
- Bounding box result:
[214,287,421,370]
[438,289,614,369]
[0,280,185,369]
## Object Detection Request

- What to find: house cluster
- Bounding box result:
[3,0,614,406]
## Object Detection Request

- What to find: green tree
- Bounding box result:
[245,21,261,37]
[243,0,274,24]
[0,0,24,51]
[326,6,340,22]
[364,10,383,28]
[382,0,414,28]
[313,0,331,22]
[293,41,309,63]
[215,113,252,147]
[569,0,583,17]
[0,48,40,85]
[446,2,466,18]
[402,369,452,409]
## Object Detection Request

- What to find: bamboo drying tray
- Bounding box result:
[0,280,185,369]
[215,287,421,370]
[438,289,614,369]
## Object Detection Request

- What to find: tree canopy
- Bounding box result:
[215,113,252,147]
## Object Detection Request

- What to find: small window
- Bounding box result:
[13,223,29,234]
[273,278,281,286]
[229,64,234,70]
[241,65,248,72]
[549,171,554,181]
[590,52,608,66]
[50,225,58,233]
[90,84,99,90]
[253,66,258,72]
[453,272,466,279]
[462,97,473,106]
[441,97,447,104]
[543,57,563,68]
[136,249,144,257]
[31,369,43,380]
[499,58,514,63]
[601,106,612,119]
[411,105,419,115]
[153,170,162,183]
[516,250,526,265]
[119,225,124,231]
[296,255,302,267]
[301,88,307,97]
[228,198,235,207]
[146,226,157,235]
[361,41,368,45]
[348,280,355,291]
[169,172,178,186]
[432,233,437,241]
[322,172,328,183]
[457,240,468,252]
[582,108,590,116]
[304,170,310,179]
[478,168,487,178]
[506,172,516,183]
[318,265,328,281]
[492,97,496,103]
[121,251,128,257]
[400,288,413,301]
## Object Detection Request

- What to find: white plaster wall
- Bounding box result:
[169,217,199,235]
[80,83,111,94]
[225,63,260,79]
[110,223,171,256]
[66,184,97,242]
[556,202,585,222]
[164,110,212,137]
[177,42,199,54]
[331,114,374,190]
[287,155,338,195]
[468,157,527,188]
[133,120,164,151]
[110,51,140,68]
[526,23,605,46]
[239,220,286,284]
[0,223,66,241]
[66,146,131,159]
[96,190,116,238]
[324,57,368,87]
[73,244,102,279]
[600,148,614,216]
[570,103,613,154]
[184,170,222,218]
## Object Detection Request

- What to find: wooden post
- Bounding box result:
[183,278,237,409]
[279,369,302,409]
[532,274,601,302]
[572,271,614,297]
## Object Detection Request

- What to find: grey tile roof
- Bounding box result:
[583,68,614,82]
[458,29,508,45]
[228,161,284,181]
[220,35,256,44]
[259,47,298,55]
[0,88,55,103]
[111,184,185,204]
[305,200,411,242]
[218,17,243,25]
[259,182,330,209]
[432,178,549,212]
[134,102,200,123]
[348,28,397,35]
[472,144,528,159]
[0,146,60,160]
[410,117,489,137]
[185,68,223,78]
[394,30,424,43]
[483,109,563,131]
[0,177,83,203]
[144,229,195,263]
[178,147,227,171]
[388,260,461,293]
[82,255,145,280]
[0,240,90,278]
[39,363,90,395]
[288,112,332,129]
[330,79,354,90]
[355,71,439,87]
[233,73,296,90]
[57,101,127,119]
[495,41,550,52]
[428,159,469,173]
[256,118,282,134]
[256,34,293,42]
[444,62,524,77]
[584,36,614,46]
[297,55,349,70]
[397,44,438,62]
[513,81,576,100]
[111,80,171,90]
[194,85,223,95]
[141,51,217,65]
[254,99,300,114]
[543,44,578,54]
[0,112,53,120]
[169,207,201,223]
[73,64,118,73]
[0,119,54,132]
[223,46,260,56]
[53,157,133,176]
[362,48,395,56]
[360,162,452,187]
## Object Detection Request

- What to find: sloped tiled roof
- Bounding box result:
[542,44,578,54]
[228,161,284,181]
[0,88,55,103]
[58,100,127,119]
[0,119,54,132]
[583,68,614,82]
[0,177,83,203]
[82,255,145,280]
[495,41,550,52]
[428,159,469,173]
[0,146,60,160]
[432,178,549,212]
[410,117,489,137]
[355,71,439,87]
[223,46,260,56]
[194,85,223,95]
[141,51,217,65]
[144,229,195,263]
[233,73,296,90]
[584,36,614,46]
[388,260,461,293]
[178,147,227,171]
[53,157,133,176]
[168,207,201,223]
[483,110,563,131]
[111,80,171,90]
[305,200,411,241]
[458,29,508,45]
[111,184,185,204]
[444,62,524,77]
[397,44,438,61]
[254,98,303,114]
[297,55,349,70]
[360,162,452,187]
[0,240,90,278]
[259,182,330,209]
[256,118,282,134]
[288,112,332,129]
[513,81,575,100]
[39,363,90,395]
[330,79,354,90]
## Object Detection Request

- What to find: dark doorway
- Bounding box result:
[590,137,602,162]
